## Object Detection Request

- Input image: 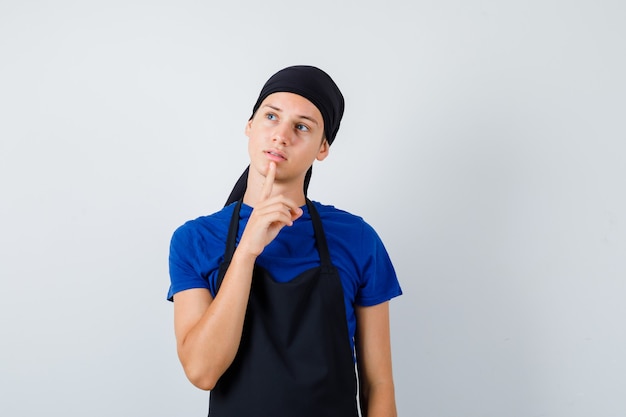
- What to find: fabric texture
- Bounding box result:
[168,201,402,354]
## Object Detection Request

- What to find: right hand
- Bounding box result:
[237,162,303,257]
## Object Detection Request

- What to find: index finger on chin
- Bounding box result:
[261,161,276,200]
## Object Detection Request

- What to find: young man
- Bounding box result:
[168,66,402,416]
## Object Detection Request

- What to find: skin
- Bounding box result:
[173,92,397,416]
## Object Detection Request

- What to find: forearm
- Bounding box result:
[176,249,257,390]
[355,302,397,417]
[359,379,397,417]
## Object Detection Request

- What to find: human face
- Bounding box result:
[245,92,329,187]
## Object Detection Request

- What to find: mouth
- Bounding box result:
[265,150,287,161]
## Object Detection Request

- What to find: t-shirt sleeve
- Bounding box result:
[167,223,212,301]
[354,222,403,307]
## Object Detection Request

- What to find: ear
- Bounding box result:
[316,139,330,161]
[245,118,253,137]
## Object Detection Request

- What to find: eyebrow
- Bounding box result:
[262,104,320,126]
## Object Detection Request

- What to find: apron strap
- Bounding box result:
[223,199,243,265]
[305,198,333,272]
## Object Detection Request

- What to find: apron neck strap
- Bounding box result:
[223,199,243,265]
[305,199,333,269]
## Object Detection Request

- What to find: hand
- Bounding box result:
[237,162,303,257]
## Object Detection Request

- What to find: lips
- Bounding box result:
[265,149,287,161]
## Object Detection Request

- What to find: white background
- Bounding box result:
[1,1,625,416]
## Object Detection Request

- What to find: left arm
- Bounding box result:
[355,301,397,417]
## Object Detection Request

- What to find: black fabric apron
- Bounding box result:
[209,199,358,417]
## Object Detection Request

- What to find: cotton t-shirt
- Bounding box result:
[168,201,402,353]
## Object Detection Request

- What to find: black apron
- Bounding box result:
[209,199,358,417]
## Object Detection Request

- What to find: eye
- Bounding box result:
[265,113,277,121]
[296,123,309,132]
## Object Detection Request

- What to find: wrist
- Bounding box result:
[232,244,260,264]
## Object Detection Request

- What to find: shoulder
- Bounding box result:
[168,204,237,300]
[310,200,402,306]
[173,204,236,236]
[311,200,364,224]
[311,200,378,239]
[170,204,236,250]
[309,200,387,262]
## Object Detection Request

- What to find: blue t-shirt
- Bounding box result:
[168,201,402,353]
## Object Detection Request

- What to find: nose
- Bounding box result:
[272,123,291,146]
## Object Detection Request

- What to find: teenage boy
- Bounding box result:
[168,65,402,416]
